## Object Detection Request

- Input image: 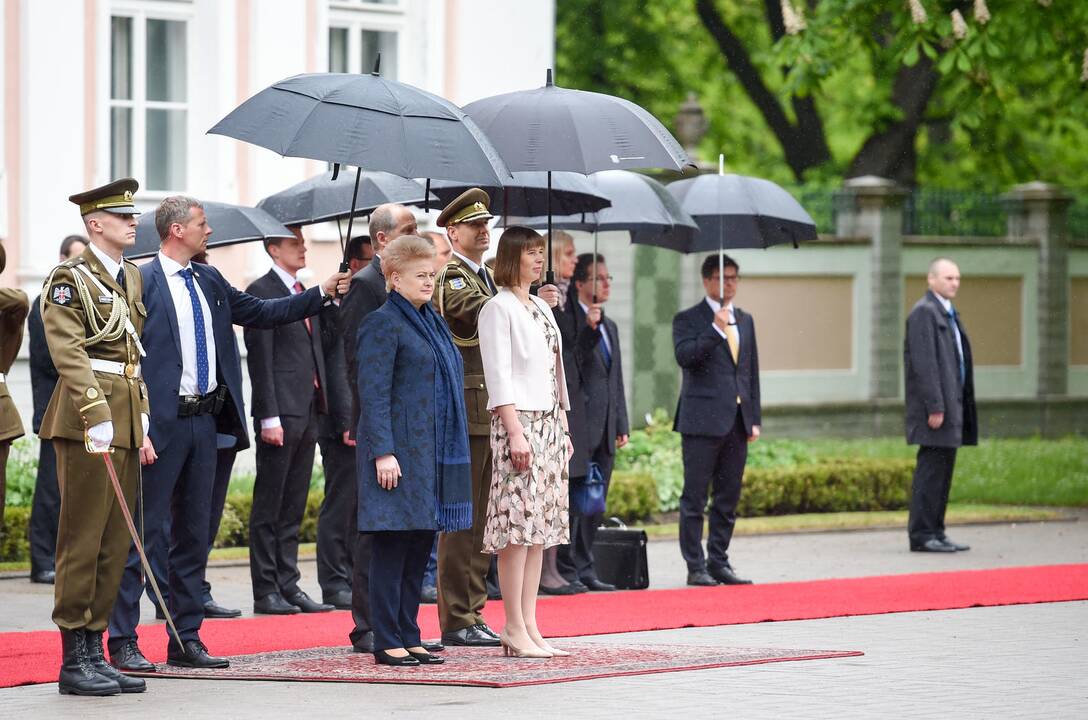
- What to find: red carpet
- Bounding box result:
[3,563,1085,688]
[136,642,863,687]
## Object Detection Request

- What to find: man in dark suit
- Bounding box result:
[338,203,417,652]
[904,258,977,553]
[245,227,337,616]
[345,234,374,274]
[563,253,628,591]
[27,234,86,584]
[108,197,348,672]
[673,254,760,587]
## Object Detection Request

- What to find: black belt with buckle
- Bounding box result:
[178,386,226,418]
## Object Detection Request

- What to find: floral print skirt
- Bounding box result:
[482,402,570,553]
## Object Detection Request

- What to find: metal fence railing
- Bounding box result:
[902,189,1007,237]
[1068,198,1088,241]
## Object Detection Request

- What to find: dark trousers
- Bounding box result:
[202,445,237,605]
[561,443,615,583]
[908,446,958,545]
[422,537,438,588]
[29,438,60,575]
[348,531,374,646]
[249,405,318,600]
[436,433,493,633]
[316,434,356,598]
[369,530,435,652]
[109,413,216,649]
[678,410,748,573]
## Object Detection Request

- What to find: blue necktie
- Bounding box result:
[180,268,209,395]
[599,330,612,369]
[948,308,965,385]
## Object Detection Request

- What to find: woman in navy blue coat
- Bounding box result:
[355,235,473,667]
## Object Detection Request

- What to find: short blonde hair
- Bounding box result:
[383,234,436,291]
[549,230,574,268]
[492,226,545,288]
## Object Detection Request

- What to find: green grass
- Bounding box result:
[798,437,1088,507]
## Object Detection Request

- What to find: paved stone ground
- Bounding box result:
[3,515,1087,717]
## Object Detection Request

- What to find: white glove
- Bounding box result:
[141,413,149,437]
[86,420,114,453]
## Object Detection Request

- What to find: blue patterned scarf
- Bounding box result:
[387,291,472,532]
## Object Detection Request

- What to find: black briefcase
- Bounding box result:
[591,519,650,590]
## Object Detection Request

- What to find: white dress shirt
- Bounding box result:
[452,251,494,292]
[89,242,123,284]
[705,296,740,352]
[260,263,305,430]
[158,252,218,396]
[934,293,964,363]
[578,300,612,358]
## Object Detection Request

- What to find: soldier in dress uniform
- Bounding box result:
[433,189,503,647]
[0,242,30,536]
[40,178,150,696]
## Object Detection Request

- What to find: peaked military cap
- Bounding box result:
[436,188,493,227]
[69,177,140,216]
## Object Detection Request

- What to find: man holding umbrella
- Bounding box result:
[108,196,350,672]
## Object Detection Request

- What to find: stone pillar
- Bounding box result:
[1002,181,1072,397]
[836,176,909,401]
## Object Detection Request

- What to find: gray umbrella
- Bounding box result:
[124,201,295,260]
[504,170,697,299]
[665,157,818,298]
[463,69,695,280]
[428,171,611,218]
[257,170,438,226]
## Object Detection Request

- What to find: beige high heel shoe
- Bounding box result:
[499,630,553,659]
[536,642,570,657]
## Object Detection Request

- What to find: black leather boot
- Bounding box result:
[58,629,121,696]
[86,631,146,693]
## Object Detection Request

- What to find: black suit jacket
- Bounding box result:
[672,299,761,437]
[317,302,352,439]
[571,299,629,458]
[140,258,328,452]
[27,295,56,434]
[339,256,387,435]
[244,269,329,423]
[553,295,589,475]
[904,290,977,448]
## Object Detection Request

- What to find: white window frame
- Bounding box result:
[103,0,193,198]
[327,2,405,78]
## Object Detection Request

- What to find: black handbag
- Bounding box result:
[591,518,650,590]
[570,462,607,516]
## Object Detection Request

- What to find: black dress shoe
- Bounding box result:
[539,582,579,595]
[374,649,420,667]
[442,625,501,647]
[582,578,617,592]
[203,600,242,619]
[687,570,719,587]
[568,580,589,594]
[351,631,375,654]
[476,622,500,639]
[407,650,445,664]
[86,633,145,693]
[254,592,301,615]
[939,536,971,551]
[110,640,156,673]
[286,590,334,613]
[419,585,438,604]
[30,569,55,584]
[709,565,753,585]
[58,630,120,696]
[167,639,230,669]
[421,640,444,652]
[911,538,957,553]
[323,589,353,610]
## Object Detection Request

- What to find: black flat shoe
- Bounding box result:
[687,570,719,587]
[254,592,301,615]
[421,640,445,652]
[582,578,617,592]
[568,580,589,594]
[539,582,579,595]
[407,650,445,665]
[374,649,420,666]
[708,565,753,585]
[911,538,957,553]
[939,536,971,551]
[203,600,242,619]
[286,590,334,613]
[323,589,353,610]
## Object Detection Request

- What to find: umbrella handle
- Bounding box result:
[545,170,554,286]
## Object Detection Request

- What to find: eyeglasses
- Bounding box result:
[595,274,613,283]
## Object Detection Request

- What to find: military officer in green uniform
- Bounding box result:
[41,178,150,696]
[0,242,30,538]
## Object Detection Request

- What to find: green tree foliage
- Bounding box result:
[555,0,1088,190]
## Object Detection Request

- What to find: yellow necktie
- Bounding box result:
[724,316,741,405]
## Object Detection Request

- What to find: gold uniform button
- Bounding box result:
[86,387,99,400]
[124,363,136,378]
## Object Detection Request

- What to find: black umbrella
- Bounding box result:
[257,170,438,227]
[666,156,818,298]
[208,58,510,269]
[504,170,697,299]
[429,171,611,218]
[463,69,695,282]
[124,201,295,260]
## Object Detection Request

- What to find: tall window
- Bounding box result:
[110,13,189,192]
[328,8,400,79]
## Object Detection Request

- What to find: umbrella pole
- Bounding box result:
[592,230,599,304]
[545,170,555,285]
[718,153,725,302]
[341,166,364,274]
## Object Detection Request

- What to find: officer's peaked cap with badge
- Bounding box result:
[69,177,141,216]
[436,188,493,228]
